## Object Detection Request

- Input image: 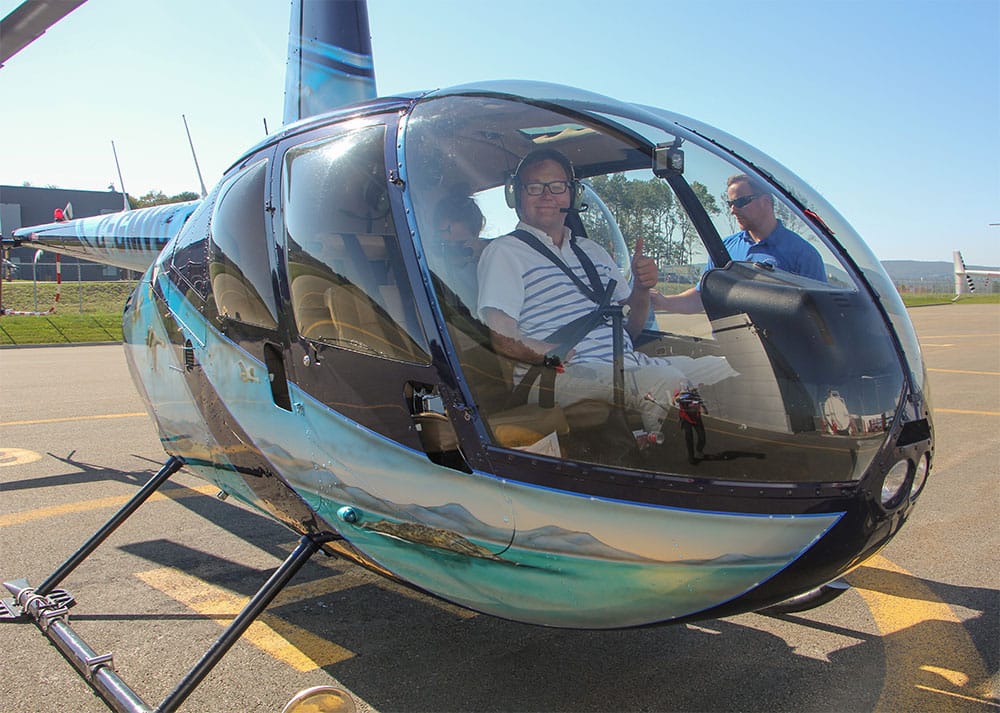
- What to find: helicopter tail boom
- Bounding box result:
[7,200,199,272]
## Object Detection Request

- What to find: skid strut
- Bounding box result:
[2,456,336,713]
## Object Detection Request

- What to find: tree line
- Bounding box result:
[582,175,721,268]
[129,190,200,209]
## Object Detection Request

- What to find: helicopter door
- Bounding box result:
[276,121,517,559]
[279,124,435,435]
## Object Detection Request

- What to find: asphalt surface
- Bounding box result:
[0,304,997,713]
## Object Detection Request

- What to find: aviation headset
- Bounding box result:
[504,148,585,212]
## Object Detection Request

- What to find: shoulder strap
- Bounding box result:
[507,278,616,409]
[510,229,605,303]
[504,230,618,410]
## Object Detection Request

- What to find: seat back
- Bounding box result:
[290,273,339,340]
[290,232,427,362]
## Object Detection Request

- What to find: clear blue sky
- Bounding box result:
[1,0,997,266]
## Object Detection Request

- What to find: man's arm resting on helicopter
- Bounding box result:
[649,286,704,314]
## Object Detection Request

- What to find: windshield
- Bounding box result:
[638,103,925,392]
[401,88,907,483]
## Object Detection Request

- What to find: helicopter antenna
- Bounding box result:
[182,114,208,198]
[110,140,129,211]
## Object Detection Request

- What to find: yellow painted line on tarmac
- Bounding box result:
[277,561,478,620]
[278,574,366,605]
[0,447,43,467]
[0,412,147,428]
[915,685,1000,708]
[849,554,995,711]
[927,368,1000,376]
[920,333,1000,339]
[934,408,1000,417]
[136,567,354,672]
[0,484,218,528]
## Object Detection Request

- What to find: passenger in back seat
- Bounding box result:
[477,149,736,436]
[431,192,485,314]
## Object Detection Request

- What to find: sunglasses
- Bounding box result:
[726,193,764,209]
[522,180,572,196]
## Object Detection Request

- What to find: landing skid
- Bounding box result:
[759,579,851,615]
[1,456,342,713]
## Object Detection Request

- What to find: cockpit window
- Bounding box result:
[283,125,430,364]
[402,93,903,483]
[209,160,278,329]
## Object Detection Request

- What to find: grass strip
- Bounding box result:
[0,283,996,346]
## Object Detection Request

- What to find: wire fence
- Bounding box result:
[1,259,138,314]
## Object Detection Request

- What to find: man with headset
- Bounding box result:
[477,148,729,435]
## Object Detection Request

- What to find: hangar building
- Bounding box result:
[1,185,128,280]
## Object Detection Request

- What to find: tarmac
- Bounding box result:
[0,303,996,712]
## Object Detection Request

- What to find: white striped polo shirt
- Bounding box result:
[477,223,642,371]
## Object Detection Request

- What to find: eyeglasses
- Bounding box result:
[726,193,763,209]
[522,180,571,196]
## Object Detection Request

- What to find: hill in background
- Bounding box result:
[882,260,953,280]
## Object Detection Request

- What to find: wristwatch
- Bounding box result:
[542,353,562,369]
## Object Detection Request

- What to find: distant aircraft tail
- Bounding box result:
[953,250,975,297]
[953,250,999,300]
[282,0,377,126]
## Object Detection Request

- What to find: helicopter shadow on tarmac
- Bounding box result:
[13,454,995,712]
[0,451,162,493]
[111,529,1000,713]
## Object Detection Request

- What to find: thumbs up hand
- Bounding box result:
[631,237,658,289]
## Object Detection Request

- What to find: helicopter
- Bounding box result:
[1,0,934,710]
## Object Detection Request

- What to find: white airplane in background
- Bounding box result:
[953,250,1000,298]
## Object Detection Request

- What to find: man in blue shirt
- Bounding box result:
[651,174,826,314]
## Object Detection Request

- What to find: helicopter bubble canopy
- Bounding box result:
[396,81,918,483]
